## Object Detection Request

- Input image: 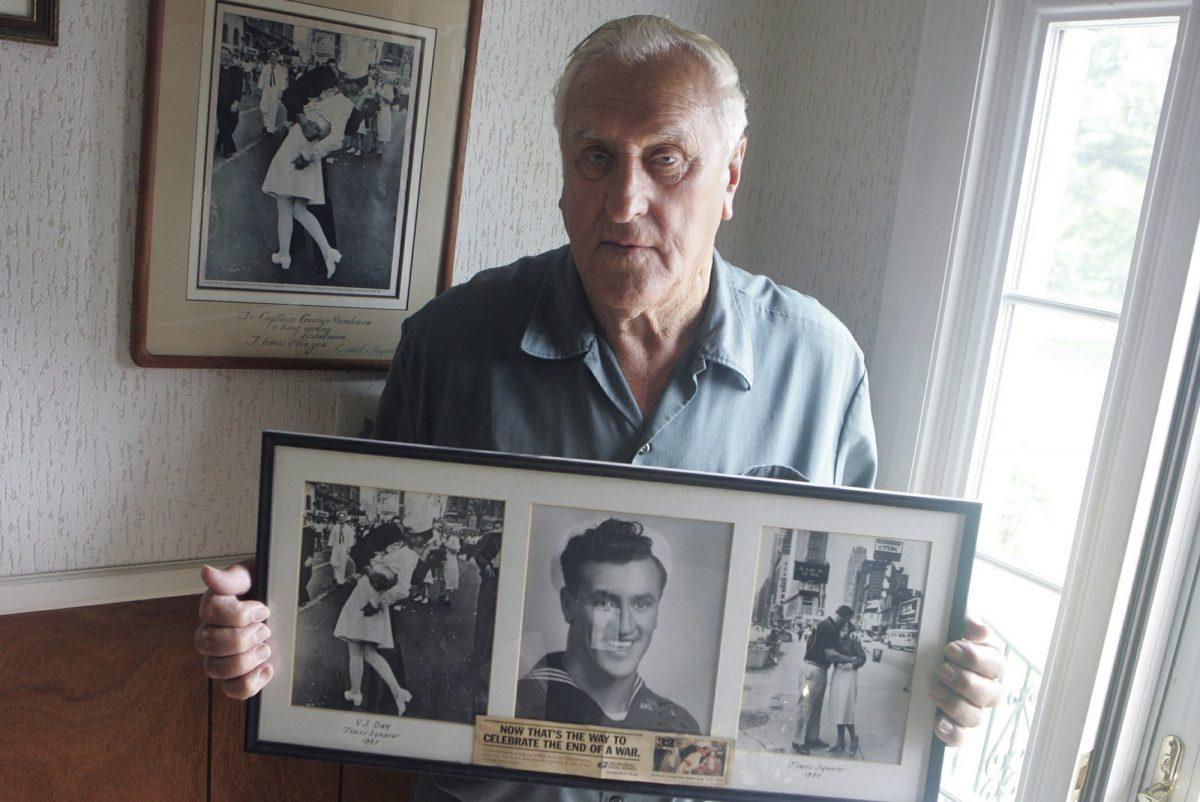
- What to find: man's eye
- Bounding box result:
[577,151,611,174]
[594,598,616,609]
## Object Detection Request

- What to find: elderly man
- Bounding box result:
[195,15,1004,802]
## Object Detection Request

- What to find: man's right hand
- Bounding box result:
[195,562,274,699]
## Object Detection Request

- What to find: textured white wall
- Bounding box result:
[0,0,922,577]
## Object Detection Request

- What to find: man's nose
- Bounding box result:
[604,159,650,223]
[618,604,638,637]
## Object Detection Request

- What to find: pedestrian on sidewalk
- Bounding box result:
[257,50,288,134]
[214,47,244,158]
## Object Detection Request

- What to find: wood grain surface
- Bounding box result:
[210,679,339,802]
[0,594,421,800]
[341,765,416,800]
[0,595,207,801]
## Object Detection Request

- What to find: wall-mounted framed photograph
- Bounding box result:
[247,432,979,801]
[132,0,482,369]
[0,0,57,45]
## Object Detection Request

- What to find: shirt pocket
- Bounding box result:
[742,464,809,482]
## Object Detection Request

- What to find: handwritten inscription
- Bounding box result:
[786,761,848,779]
[343,717,401,748]
[236,310,391,358]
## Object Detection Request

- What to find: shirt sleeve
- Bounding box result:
[377,581,408,606]
[835,368,878,489]
[309,99,352,158]
[375,319,420,443]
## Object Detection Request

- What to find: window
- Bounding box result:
[941,15,1178,802]
[873,0,1200,798]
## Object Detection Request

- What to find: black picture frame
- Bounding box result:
[0,0,58,46]
[247,430,979,802]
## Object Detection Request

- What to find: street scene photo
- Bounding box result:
[195,2,425,300]
[290,482,504,723]
[737,528,931,764]
[517,505,734,736]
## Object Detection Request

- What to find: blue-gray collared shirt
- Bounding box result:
[378,245,874,487]
[376,245,875,802]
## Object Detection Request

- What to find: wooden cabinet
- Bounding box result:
[0,595,414,801]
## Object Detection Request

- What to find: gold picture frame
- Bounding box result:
[133,0,482,369]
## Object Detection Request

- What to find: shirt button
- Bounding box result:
[637,443,651,455]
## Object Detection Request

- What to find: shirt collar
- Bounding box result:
[520,246,596,360]
[695,249,754,389]
[519,246,755,389]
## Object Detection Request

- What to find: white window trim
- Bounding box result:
[873,0,1200,799]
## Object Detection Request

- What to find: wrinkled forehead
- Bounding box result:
[561,53,722,150]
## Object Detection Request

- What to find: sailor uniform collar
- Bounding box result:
[523,652,646,721]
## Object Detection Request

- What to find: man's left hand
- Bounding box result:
[929,614,1005,746]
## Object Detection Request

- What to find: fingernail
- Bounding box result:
[252,607,270,622]
[254,643,271,661]
[937,718,954,736]
[929,684,947,702]
[945,642,964,660]
[255,625,271,643]
[261,663,274,681]
[939,664,959,683]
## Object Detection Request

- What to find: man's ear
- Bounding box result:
[722,136,747,221]
[560,587,575,623]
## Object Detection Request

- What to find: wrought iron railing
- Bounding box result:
[941,621,1044,802]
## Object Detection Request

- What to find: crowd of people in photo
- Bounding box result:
[213,43,409,281]
[298,494,502,718]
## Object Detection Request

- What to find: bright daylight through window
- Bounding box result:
[940,19,1177,802]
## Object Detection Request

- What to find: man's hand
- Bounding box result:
[930,614,1006,746]
[195,561,273,700]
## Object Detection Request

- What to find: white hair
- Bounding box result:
[552,15,748,153]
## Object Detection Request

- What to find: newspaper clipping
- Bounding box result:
[474,716,733,788]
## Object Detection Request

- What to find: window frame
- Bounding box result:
[872,0,1200,798]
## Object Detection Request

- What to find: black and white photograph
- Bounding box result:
[189,1,429,306]
[289,481,504,723]
[250,435,974,798]
[517,505,734,737]
[738,528,931,765]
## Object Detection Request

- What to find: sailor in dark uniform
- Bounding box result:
[515,518,700,734]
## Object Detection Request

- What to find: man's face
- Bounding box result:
[221,50,232,68]
[561,557,663,682]
[558,54,745,318]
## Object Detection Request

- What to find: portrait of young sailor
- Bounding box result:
[517,508,733,736]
